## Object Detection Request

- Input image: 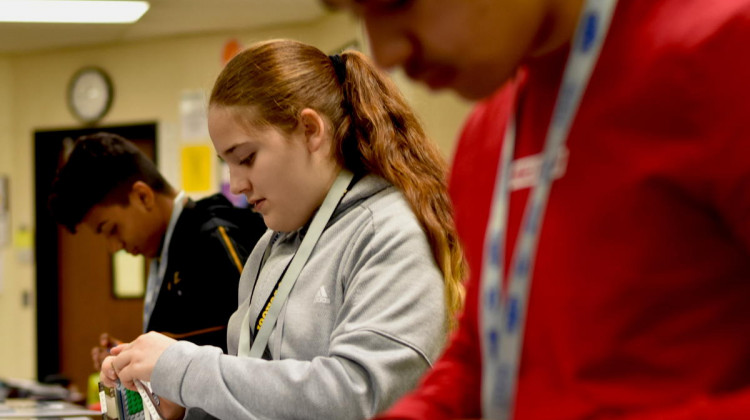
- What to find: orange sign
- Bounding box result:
[222,38,242,66]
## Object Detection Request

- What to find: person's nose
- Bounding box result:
[362,14,413,70]
[229,166,251,196]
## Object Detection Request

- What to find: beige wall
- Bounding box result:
[0,11,471,380]
[1,54,38,380]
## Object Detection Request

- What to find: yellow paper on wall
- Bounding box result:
[181,144,212,192]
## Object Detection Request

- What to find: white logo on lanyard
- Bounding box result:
[479,0,619,418]
[509,146,569,191]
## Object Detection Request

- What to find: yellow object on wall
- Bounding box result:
[180,144,212,192]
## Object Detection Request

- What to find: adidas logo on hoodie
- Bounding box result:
[314,286,331,304]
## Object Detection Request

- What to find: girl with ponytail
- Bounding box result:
[100,39,466,420]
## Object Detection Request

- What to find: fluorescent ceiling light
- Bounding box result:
[0,1,150,24]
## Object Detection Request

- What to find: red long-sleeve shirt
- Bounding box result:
[379,0,750,418]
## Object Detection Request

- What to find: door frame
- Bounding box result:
[34,123,157,383]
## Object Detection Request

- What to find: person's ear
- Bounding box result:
[299,108,328,154]
[129,181,156,211]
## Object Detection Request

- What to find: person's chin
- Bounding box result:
[406,62,454,91]
[262,216,280,232]
[452,75,507,101]
[141,248,159,259]
[412,70,497,100]
[422,71,455,91]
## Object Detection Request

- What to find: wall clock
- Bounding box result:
[67,67,114,125]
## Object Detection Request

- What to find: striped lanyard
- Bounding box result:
[480,0,618,418]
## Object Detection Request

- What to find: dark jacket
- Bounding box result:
[147,193,266,352]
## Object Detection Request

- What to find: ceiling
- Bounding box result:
[0,0,331,55]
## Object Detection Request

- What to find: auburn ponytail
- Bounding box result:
[335,51,466,331]
[210,39,466,331]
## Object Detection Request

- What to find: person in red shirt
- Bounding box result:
[326,0,750,419]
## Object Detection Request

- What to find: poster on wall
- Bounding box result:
[112,249,145,299]
[180,144,212,193]
[179,90,209,141]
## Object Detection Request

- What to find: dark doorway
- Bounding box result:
[35,123,157,395]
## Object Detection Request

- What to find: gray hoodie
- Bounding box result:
[151,175,447,420]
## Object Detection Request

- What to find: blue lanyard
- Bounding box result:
[479,1,618,418]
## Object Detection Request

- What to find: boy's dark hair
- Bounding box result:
[48,132,172,233]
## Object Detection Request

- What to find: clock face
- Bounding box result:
[67,67,113,124]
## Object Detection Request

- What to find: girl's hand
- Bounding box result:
[109,332,176,391]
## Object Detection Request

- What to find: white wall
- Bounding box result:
[0,11,471,380]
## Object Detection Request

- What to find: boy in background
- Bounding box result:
[49,132,266,366]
